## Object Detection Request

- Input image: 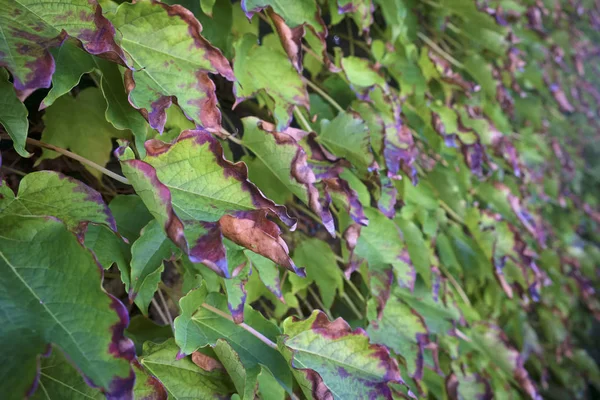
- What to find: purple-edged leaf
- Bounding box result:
[42,39,95,108]
[0,68,30,157]
[367,292,428,379]
[241,118,335,234]
[445,372,492,400]
[0,0,123,92]
[223,242,251,324]
[396,216,432,285]
[279,310,405,399]
[0,171,115,233]
[0,215,134,398]
[117,130,299,276]
[132,360,168,400]
[173,286,294,392]
[39,87,129,180]
[234,35,308,130]
[31,347,103,399]
[109,0,234,132]
[324,176,368,226]
[242,0,329,71]
[335,0,374,34]
[140,339,234,399]
[130,220,177,314]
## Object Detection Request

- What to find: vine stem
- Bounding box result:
[157,288,174,330]
[303,79,345,113]
[293,107,313,132]
[151,298,171,327]
[1,134,130,185]
[307,286,333,320]
[201,303,277,350]
[417,32,464,69]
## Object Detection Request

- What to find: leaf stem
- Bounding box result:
[303,79,345,113]
[0,134,130,185]
[307,286,333,320]
[151,298,170,327]
[157,288,174,330]
[200,303,277,350]
[293,107,313,132]
[437,264,471,306]
[341,292,363,320]
[417,32,464,69]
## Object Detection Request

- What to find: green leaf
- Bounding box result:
[214,339,260,399]
[31,347,103,400]
[0,68,29,157]
[126,315,173,356]
[42,40,95,108]
[318,112,374,173]
[0,215,134,398]
[39,87,128,180]
[355,208,416,290]
[223,242,251,323]
[110,194,153,244]
[174,286,294,392]
[241,118,334,233]
[341,56,386,92]
[245,250,284,301]
[140,339,233,399]
[280,310,404,399]
[117,129,298,277]
[0,171,116,233]
[109,0,234,132]
[130,220,177,314]
[396,217,432,284]
[95,59,151,156]
[292,238,344,309]
[367,292,428,379]
[0,0,122,91]
[234,34,308,129]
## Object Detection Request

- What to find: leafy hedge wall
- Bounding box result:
[1,0,599,399]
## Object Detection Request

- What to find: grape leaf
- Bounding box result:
[0,0,123,91]
[292,238,344,310]
[241,118,334,233]
[0,215,135,399]
[0,171,115,233]
[109,0,234,132]
[0,68,30,157]
[31,347,104,400]
[39,87,128,180]
[367,292,428,379]
[174,285,294,392]
[317,112,375,173]
[42,40,95,109]
[117,129,299,277]
[140,339,234,399]
[233,34,308,130]
[130,220,177,314]
[279,310,404,399]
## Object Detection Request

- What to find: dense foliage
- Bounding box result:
[1,0,599,398]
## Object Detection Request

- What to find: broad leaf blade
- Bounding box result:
[109,0,234,132]
[0,215,135,398]
[280,310,404,399]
